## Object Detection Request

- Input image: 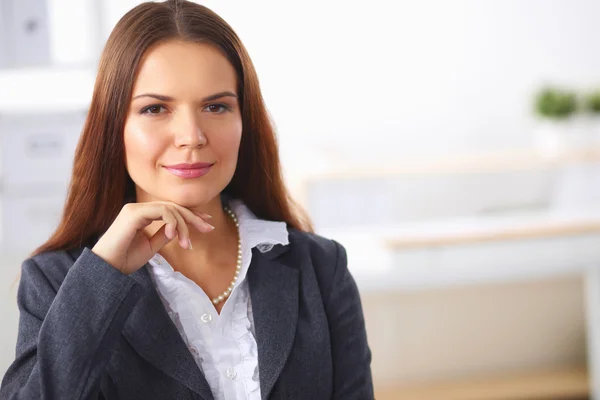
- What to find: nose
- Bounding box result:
[174,111,207,148]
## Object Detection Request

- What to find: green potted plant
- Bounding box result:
[583,91,600,146]
[533,87,578,157]
[584,90,600,114]
[540,88,600,211]
[535,88,577,120]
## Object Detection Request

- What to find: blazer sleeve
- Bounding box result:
[0,248,145,400]
[325,241,374,399]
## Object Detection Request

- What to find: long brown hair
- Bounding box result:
[34,0,312,256]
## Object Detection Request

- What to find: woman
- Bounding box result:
[0,1,373,399]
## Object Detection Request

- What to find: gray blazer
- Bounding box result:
[0,229,373,399]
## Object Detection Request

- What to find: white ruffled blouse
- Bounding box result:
[147,199,289,400]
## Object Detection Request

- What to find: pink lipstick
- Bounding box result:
[164,162,213,179]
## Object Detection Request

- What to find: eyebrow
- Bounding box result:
[132,91,237,102]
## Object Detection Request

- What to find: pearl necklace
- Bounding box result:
[211,206,242,305]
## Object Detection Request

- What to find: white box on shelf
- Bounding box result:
[0,0,51,67]
[0,111,87,187]
[47,0,104,66]
[0,68,95,113]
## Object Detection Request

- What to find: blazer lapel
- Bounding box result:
[247,246,300,400]
[122,265,214,400]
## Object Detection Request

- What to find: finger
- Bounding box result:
[149,223,172,253]
[147,207,179,254]
[159,207,178,240]
[130,203,178,234]
[178,207,215,233]
[161,202,215,233]
[196,212,213,220]
[169,207,191,249]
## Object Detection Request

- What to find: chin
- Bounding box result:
[136,180,226,207]
[168,188,220,208]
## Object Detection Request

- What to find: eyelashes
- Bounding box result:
[139,103,232,116]
[140,104,167,115]
[205,104,231,114]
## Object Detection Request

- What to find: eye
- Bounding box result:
[204,104,230,114]
[140,104,167,115]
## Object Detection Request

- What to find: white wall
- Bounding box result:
[203,0,600,163]
[40,0,600,169]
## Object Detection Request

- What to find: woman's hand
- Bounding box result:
[91,202,214,275]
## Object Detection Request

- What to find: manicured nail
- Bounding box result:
[207,223,215,230]
[188,239,193,250]
[194,212,212,219]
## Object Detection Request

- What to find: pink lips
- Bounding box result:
[163,162,213,179]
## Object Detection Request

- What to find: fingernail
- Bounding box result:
[202,213,213,219]
[188,239,193,250]
[207,223,215,230]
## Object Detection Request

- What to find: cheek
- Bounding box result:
[124,120,165,168]
[211,122,242,163]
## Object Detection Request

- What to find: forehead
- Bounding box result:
[132,40,237,96]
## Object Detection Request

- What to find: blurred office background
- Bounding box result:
[3,0,600,398]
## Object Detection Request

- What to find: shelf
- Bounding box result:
[300,147,600,182]
[375,366,588,400]
[385,213,600,249]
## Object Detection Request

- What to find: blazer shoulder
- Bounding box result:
[287,228,347,291]
[288,228,343,263]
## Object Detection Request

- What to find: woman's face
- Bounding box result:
[124,40,242,208]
